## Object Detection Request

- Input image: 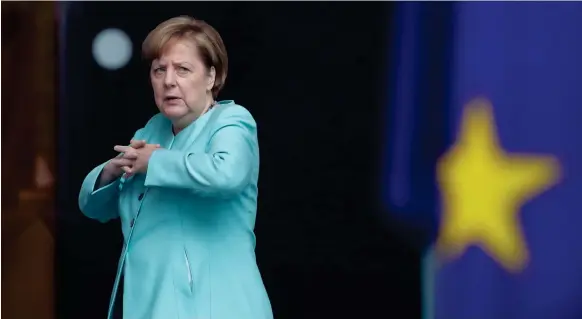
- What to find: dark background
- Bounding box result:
[57,2,421,318]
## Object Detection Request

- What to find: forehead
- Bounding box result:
[155,38,201,64]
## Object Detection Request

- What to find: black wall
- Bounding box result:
[57,2,420,318]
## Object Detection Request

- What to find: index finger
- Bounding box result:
[114,145,132,153]
[130,139,147,148]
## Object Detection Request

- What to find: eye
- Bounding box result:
[177,66,190,74]
[152,67,166,75]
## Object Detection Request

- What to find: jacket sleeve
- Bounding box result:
[78,125,150,222]
[78,161,121,223]
[144,106,258,198]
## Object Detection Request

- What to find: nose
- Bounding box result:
[164,69,177,87]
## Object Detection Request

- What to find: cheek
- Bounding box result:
[180,77,207,98]
[151,80,164,98]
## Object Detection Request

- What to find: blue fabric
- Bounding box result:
[385,3,582,319]
[79,100,273,319]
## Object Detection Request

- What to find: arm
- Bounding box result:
[144,107,258,197]
[78,161,121,223]
[78,125,150,222]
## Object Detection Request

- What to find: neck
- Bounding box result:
[172,99,214,134]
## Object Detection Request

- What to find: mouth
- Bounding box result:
[164,95,181,102]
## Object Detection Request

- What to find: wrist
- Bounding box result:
[100,163,121,185]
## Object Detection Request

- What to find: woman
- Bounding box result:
[78,16,273,319]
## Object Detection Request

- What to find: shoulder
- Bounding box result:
[144,112,168,130]
[212,101,257,130]
[133,113,167,139]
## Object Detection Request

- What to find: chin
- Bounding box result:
[161,104,188,119]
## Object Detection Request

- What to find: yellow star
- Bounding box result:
[436,98,560,272]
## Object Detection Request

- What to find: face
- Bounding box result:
[150,38,215,128]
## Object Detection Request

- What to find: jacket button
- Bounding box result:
[138,193,144,201]
[130,218,135,228]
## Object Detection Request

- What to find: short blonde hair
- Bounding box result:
[142,16,228,98]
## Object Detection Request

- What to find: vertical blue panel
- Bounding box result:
[385,2,582,319]
[437,3,582,319]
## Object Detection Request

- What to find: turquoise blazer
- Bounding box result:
[79,101,273,319]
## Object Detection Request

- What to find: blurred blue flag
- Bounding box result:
[384,2,582,319]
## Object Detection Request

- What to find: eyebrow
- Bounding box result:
[154,59,193,65]
[173,61,194,67]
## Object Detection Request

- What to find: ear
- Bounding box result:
[206,66,216,91]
